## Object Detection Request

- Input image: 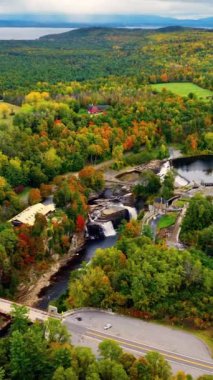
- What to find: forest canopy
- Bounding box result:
[65,235,213,329]
[0,28,212,92]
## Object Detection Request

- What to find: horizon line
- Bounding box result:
[0,13,212,21]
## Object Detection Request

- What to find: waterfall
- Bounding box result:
[88,199,137,240]
[124,206,138,220]
[158,161,170,182]
[101,221,116,237]
[113,201,137,221]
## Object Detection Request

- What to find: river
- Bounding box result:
[0,28,76,40]
[37,154,212,310]
[172,155,213,184]
[37,236,117,309]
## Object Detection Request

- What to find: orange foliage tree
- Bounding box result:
[29,188,41,205]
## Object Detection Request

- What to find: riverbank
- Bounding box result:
[16,232,85,307]
[15,158,160,308]
[15,153,213,309]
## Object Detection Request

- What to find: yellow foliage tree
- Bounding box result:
[25,91,50,104]
[0,103,10,119]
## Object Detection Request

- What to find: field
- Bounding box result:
[152,83,212,100]
[157,213,178,229]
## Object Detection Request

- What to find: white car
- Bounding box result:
[104,323,112,330]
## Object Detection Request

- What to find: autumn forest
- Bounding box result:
[0,25,212,380]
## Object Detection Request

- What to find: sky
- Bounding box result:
[0,0,212,19]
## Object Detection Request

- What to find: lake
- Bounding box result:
[0,27,76,40]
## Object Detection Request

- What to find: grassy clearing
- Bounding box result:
[152,82,212,100]
[173,198,190,208]
[17,187,31,204]
[157,213,178,229]
[173,200,186,208]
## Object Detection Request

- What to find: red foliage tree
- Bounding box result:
[76,215,85,232]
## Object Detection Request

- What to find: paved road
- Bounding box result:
[63,310,213,378]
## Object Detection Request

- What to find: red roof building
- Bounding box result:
[88,105,109,115]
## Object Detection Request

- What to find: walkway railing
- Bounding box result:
[0,297,61,321]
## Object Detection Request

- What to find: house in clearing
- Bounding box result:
[9,202,55,227]
[88,105,109,115]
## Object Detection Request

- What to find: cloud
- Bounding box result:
[0,0,212,18]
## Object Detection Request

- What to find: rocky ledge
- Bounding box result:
[16,232,86,307]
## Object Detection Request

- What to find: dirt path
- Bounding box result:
[167,204,188,247]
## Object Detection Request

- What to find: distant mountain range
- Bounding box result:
[0,14,212,28]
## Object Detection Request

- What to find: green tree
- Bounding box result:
[0,338,10,369]
[119,352,136,375]
[146,351,172,380]
[0,368,5,380]
[10,327,48,380]
[75,346,95,380]
[112,145,124,170]
[134,170,161,198]
[161,171,174,200]
[32,213,48,237]
[198,225,213,256]
[44,148,62,178]
[172,371,193,380]
[52,366,78,380]
[50,346,73,371]
[181,194,213,244]
[10,304,30,334]
[86,363,100,380]
[45,318,71,344]
[141,225,153,241]
[98,359,128,380]
[204,132,213,151]
[0,225,17,256]
[129,356,151,380]
[99,340,123,361]
[158,144,169,159]
[54,183,72,208]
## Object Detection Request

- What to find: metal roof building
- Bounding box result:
[9,203,55,226]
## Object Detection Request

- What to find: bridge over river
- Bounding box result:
[1,299,213,377]
[0,297,60,322]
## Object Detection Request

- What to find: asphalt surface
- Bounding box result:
[63,310,213,378]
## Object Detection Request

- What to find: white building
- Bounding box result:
[9,203,55,226]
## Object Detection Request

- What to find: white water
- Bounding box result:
[101,221,116,237]
[89,200,137,239]
[124,205,138,220]
[158,161,170,182]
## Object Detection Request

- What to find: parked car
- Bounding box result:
[104,323,112,330]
